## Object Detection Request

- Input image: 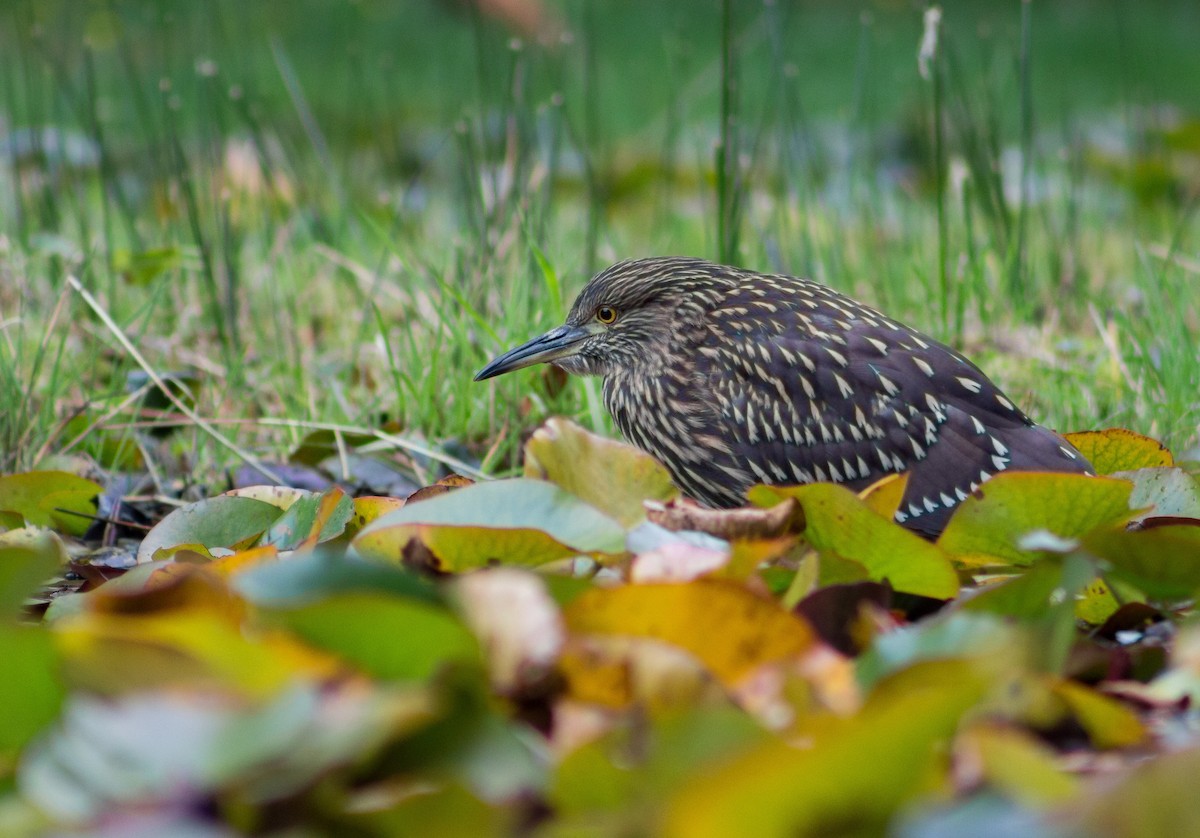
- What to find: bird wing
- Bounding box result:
[686,277,1088,532]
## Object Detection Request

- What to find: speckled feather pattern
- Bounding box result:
[564,257,1093,536]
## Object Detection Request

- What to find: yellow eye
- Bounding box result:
[596,306,618,324]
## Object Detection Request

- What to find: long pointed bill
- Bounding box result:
[474,324,593,381]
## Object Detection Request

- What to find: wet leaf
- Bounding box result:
[937,473,1134,566]
[136,495,284,563]
[1064,428,1173,474]
[0,471,102,536]
[750,483,958,598]
[963,560,1082,621]
[524,417,679,527]
[18,684,427,824]
[352,478,626,570]
[347,495,406,533]
[405,473,476,504]
[226,484,309,509]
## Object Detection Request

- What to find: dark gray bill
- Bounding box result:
[474,324,591,381]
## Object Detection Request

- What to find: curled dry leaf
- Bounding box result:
[645,497,805,541]
[405,474,476,505]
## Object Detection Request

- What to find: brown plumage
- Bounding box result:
[476,257,1093,536]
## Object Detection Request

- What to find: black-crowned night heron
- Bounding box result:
[475,257,1092,536]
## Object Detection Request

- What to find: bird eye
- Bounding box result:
[596,306,618,324]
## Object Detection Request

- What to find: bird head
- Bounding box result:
[474,257,731,381]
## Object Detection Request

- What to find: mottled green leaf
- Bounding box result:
[0,471,102,537]
[136,495,284,563]
[938,473,1134,566]
[524,417,679,527]
[750,483,958,598]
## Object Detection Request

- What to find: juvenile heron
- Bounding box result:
[475,257,1091,535]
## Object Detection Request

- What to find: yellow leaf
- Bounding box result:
[1049,677,1145,749]
[960,723,1078,804]
[858,473,909,520]
[54,608,342,697]
[663,660,987,838]
[564,579,814,688]
[1064,428,1173,475]
[204,545,281,577]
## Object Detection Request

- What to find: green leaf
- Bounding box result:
[662,660,988,838]
[552,705,765,832]
[136,495,284,563]
[352,478,626,571]
[1082,524,1200,600]
[0,625,64,756]
[0,528,67,619]
[938,473,1134,566]
[1065,745,1200,838]
[856,612,1022,690]
[963,560,1067,620]
[288,429,377,467]
[960,724,1079,804]
[113,244,182,285]
[0,471,102,537]
[749,483,958,598]
[233,551,441,607]
[263,593,480,681]
[261,488,354,550]
[524,417,679,527]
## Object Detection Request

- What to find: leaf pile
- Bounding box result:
[3,420,1200,835]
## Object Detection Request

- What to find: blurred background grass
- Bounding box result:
[1,0,1197,487]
